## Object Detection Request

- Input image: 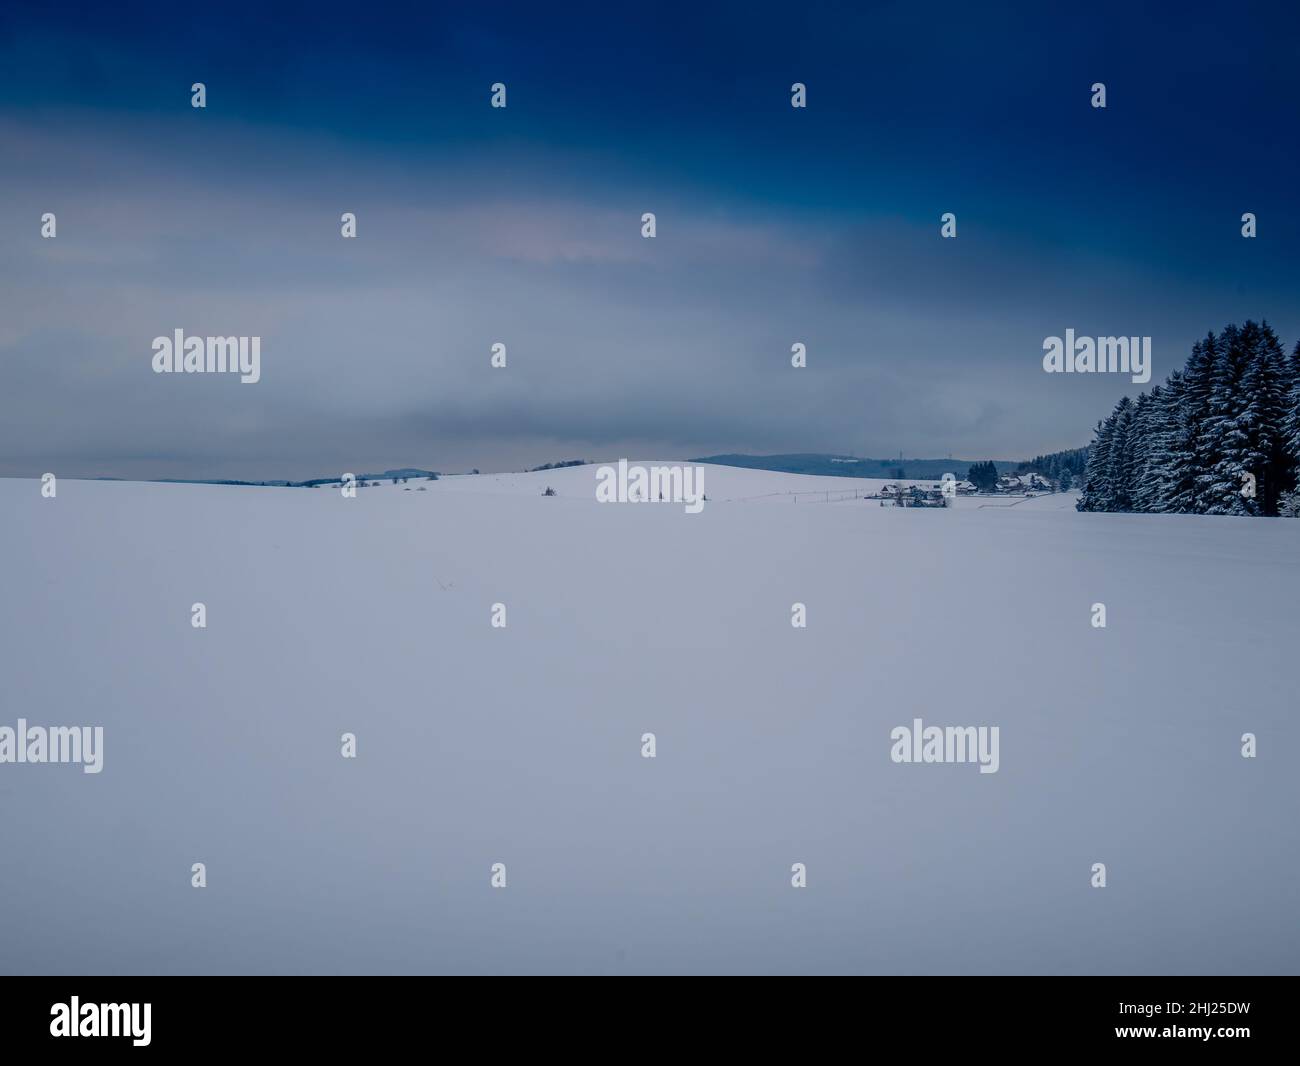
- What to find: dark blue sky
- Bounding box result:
[2,0,1297,477]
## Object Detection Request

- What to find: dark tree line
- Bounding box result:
[966,460,999,492]
[1077,320,1300,517]
[530,459,587,471]
[1017,447,1089,485]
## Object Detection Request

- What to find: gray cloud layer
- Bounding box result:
[2,115,1291,479]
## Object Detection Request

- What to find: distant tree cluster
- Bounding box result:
[1078,321,1300,517]
[966,461,999,492]
[1017,447,1088,485]
[530,459,587,471]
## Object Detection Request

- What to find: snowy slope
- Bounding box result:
[1,466,1297,975]
[429,461,907,501]
[387,462,1052,507]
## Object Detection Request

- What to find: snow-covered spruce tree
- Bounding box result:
[1209,324,1257,515]
[1104,396,1137,511]
[1156,375,1187,511]
[1133,382,1178,512]
[1126,392,1155,511]
[1080,397,1135,512]
[1274,332,1294,499]
[1078,413,1117,511]
[1237,321,1289,515]
[1198,323,1254,515]
[1197,321,1288,515]
[1165,334,1218,513]
[1281,339,1300,501]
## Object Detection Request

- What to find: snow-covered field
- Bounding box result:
[1,463,1296,975]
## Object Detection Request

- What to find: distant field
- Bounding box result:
[2,463,1296,975]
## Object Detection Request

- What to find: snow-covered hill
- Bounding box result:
[1,465,1296,974]
[370,462,1071,508]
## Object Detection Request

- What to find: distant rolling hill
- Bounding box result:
[152,468,439,487]
[692,454,1020,480]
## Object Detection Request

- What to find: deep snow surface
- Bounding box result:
[1,464,1296,974]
